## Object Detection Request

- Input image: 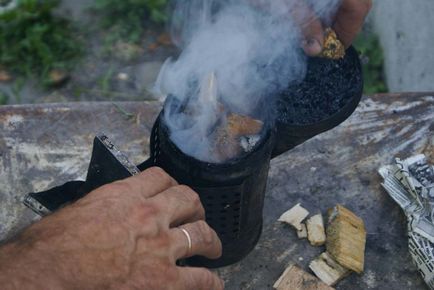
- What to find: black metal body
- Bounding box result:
[24,46,363,268]
[146,115,275,267]
[273,46,363,157]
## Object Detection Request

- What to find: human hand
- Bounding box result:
[0,167,224,290]
[301,0,372,55]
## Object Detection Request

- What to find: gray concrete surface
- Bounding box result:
[1,94,433,289]
[372,0,434,92]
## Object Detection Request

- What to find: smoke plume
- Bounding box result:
[154,0,341,163]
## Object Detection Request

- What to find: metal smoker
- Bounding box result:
[25,47,363,268]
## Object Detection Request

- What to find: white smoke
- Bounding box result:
[154,0,341,163]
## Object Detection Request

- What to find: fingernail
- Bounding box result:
[303,38,322,56]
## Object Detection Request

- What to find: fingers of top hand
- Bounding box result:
[100,167,221,260]
[124,168,206,228]
[150,184,205,227]
[300,0,372,55]
[124,167,179,198]
[170,221,222,260]
[90,167,178,202]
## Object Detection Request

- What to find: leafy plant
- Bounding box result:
[93,0,168,44]
[354,33,388,94]
[0,0,81,85]
[0,90,8,105]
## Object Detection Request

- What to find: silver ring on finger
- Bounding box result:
[180,228,192,256]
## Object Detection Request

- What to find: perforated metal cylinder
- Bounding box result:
[151,115,275,268]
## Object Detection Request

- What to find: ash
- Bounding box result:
[241,135,261,153]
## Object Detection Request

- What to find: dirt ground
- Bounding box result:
[0,0,177,105]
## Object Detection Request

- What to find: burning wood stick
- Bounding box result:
[326,205,366,274]
[273,264,335,290]
[319,28,345,60]
[197,72,264,163]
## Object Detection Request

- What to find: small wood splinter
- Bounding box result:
[278,203,310,232]
[307,213,326,246]
[309,252,351,286]
[273,264,335,290]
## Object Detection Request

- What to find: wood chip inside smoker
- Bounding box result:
[227,113,263,137]
[214,127,242,162]
[309,252,351,286]
[319,28,345,60]
[213,112,264,162]
[307,214,326,246]
[273,264,335,290]
[278,203,310,231]
[326,205,366,274]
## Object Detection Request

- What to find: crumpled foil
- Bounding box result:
[379,154,434,289]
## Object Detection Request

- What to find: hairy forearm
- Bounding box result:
[0,229,68,290]
[0,168,225,290]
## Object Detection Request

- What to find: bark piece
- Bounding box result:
[278,203,310,231]
[326,205,366,273]
[319,28,345,60]
[307,214,326,246]
[273,264,335,290]
[309,252,351,286]
[297,223,308,239]
[227,113,263,137]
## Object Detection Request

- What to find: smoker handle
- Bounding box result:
[24,181,86,216]
[24,135,154,216]
[137,158,154,171]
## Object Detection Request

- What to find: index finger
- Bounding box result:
[247,0,324,56]
[291,1,325,56]
[128,167,178,198]
[95,167,178,199]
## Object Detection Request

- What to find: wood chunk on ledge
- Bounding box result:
[326,205,366,273]
[297,223,308,239]
[278,203,310,231]
[273,264,335,290]
[307,214,326,246]
[309,252,351,286]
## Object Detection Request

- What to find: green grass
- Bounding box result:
[354,33,388,94]
[93,0,168,45]
[0,0,81,86]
